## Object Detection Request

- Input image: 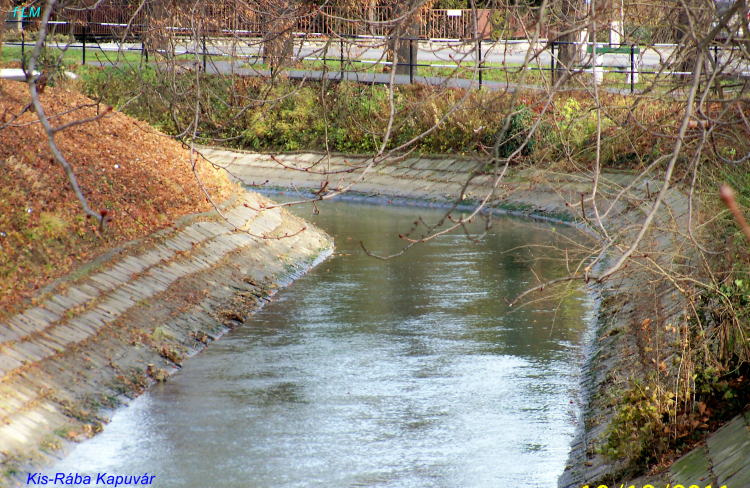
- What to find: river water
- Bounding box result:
[49,200,593,487]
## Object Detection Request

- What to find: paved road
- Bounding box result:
[2,37,697,93]
[3,37,669,69]
[206,60,524,91]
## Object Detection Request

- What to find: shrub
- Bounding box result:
[600,379,675,463]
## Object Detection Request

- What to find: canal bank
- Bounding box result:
[0,189,332,483]
[2,144,746,486]
[46,200,593,487]
[200,148,750,487]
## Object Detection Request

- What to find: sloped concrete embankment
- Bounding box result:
[201,148,749,487]
[0,190,332,479]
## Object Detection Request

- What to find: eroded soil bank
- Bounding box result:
[202,148,750,487]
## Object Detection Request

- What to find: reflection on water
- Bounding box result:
[49,200,593,487]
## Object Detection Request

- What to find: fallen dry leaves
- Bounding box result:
[0,81,234,317]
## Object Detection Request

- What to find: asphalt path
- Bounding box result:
[208,61,519,91]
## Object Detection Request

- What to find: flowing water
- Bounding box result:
[49,200,593,487]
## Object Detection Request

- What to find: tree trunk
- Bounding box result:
[144,0,170,59]
[262,2,294,74]
[675,0,712,77]
[368,0,376,36]
[263,10,294,75]
[555,0,586,80]
[389,0,420,77]
[263,24,293,71]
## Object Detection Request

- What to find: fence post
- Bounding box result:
[21,28,25,60]
[713,44,720,95]
[478,38,482,89]
[409,38,413,84]
[340,36,344,80]
[203,29,207,71]
[82,26,86,65]
[630,44,635,93]
[145,17,149,63]
[550,41,555,84]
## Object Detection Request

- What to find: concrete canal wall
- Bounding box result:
[0,189,332,481]
[3,144,748,486]
[200,148,750,488]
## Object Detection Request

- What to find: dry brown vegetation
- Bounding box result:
[0,82,234,317]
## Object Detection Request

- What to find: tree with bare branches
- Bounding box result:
[4,0,750,483]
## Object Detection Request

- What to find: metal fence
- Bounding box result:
[4,2,544,41]
[1,24,645,95]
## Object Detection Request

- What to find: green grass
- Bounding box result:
[1,44,230,68]
[1,44,143,66]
